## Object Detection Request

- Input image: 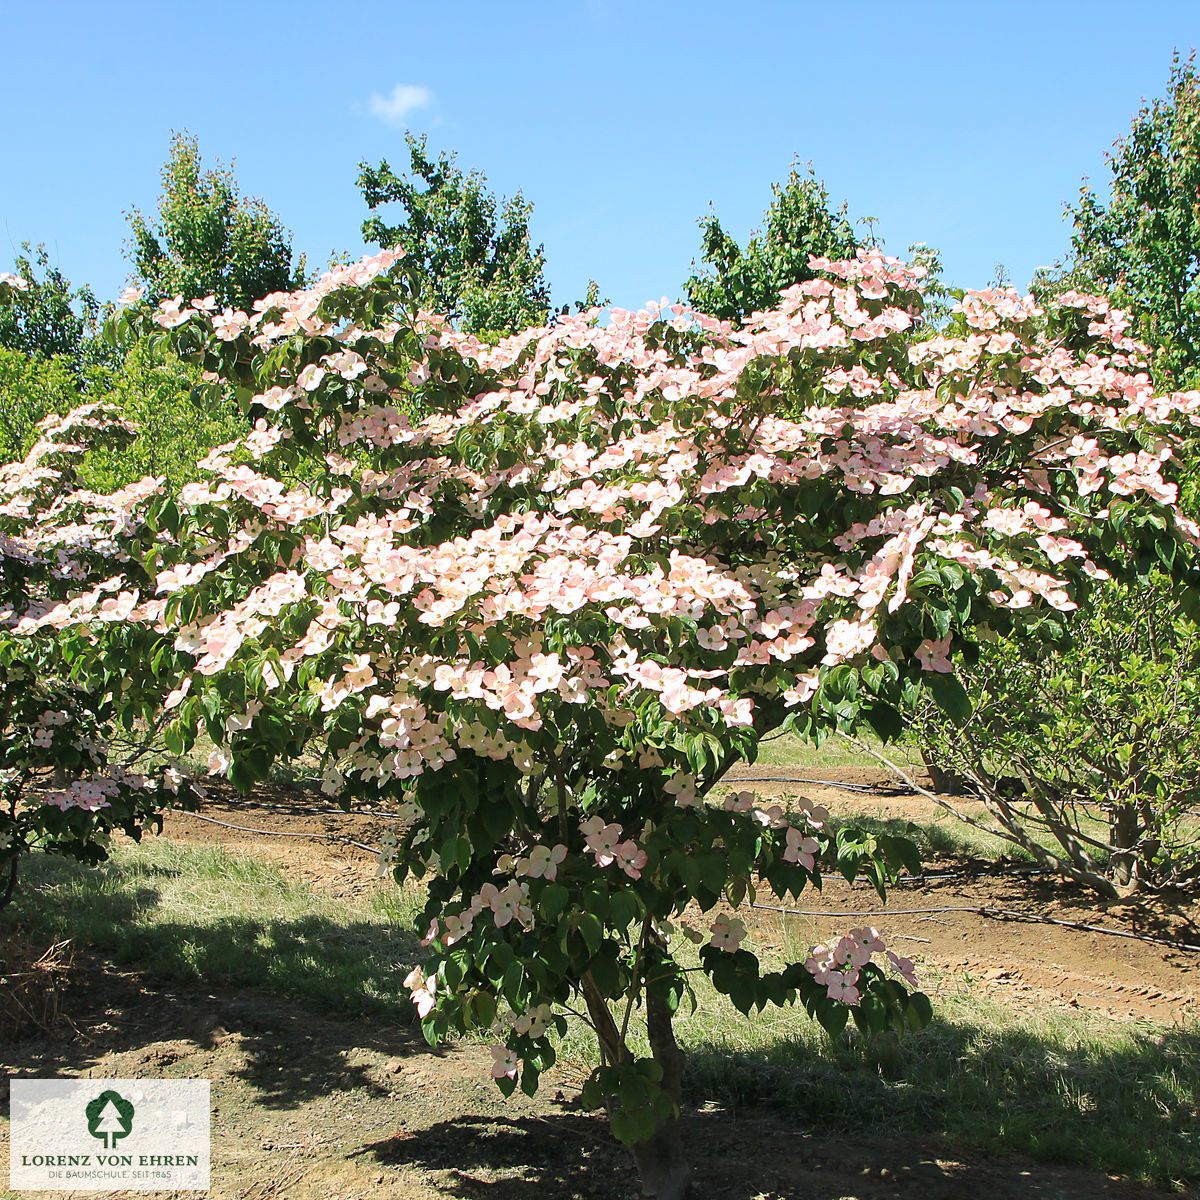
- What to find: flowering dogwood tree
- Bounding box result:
[8,253,1200,1198]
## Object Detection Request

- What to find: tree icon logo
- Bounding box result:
[85,1090,135,1149]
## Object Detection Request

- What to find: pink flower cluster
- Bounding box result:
[804,927,918,1005]
[581,816,647,878]
[41,764,151,813]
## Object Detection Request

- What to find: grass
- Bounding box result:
[822,808,1039,862]
[1,839,426,1017]
[554,936,1200,1193]
[746,729,917,772]
[5,735,1198,1192]
[679,988,1200,1191]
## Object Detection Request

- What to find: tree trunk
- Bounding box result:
[920,747,967,796]
[579,974,691,1199]
[630,988,690,1200]
[1109,799,1141,892]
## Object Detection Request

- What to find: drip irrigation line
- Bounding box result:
[889,866,1054,885]
[189,791,418,821]
[753,902,983,918]
[986,908,1200,955]
[174,811,1200,953]
[724,775,888,794]
[174,810,380,857]
[749,901,1200,955]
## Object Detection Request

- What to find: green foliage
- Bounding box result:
[359,133,551,335]
[0,339,247,492]
[915,576,1200,895]
[127,132,306,310]
[683,163,860,323]
[76,344,248,492]
[0,400,206,910]
[1058,53,1200,388]
[0,573,195,911]
[0,244,112,378]
[0,346,81,462]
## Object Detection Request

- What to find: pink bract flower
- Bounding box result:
[851,926,886,954]
[490,1045,519,1079]
[887,949,920,988]
[404,969,437,1017]
[833,935,870,969]
[825,971,861,1005]
[581,817,623,866]
[709,914,747,953]
[783,827,819,871]
[613,840,647,879]
[520,843,567,880]
[915,637,953,673]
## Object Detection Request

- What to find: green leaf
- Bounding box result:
[815,997,849,1037]
[905,992,933,1030]
[540,883,569,921]
[578,912,603,957]
[878,833,922,877]
[926,672,971,722]
[610,1105,656,1146]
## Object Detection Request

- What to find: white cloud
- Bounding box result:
[368,84,435,126]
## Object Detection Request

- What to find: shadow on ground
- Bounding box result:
[364,1107,1177,1200]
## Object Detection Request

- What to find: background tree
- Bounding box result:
[127,132,306,310]
[1056,52,1200,388]
[0,244,109,378]
[683,163,860,323]
[918,54,1200,871]
[74,344,249,493]
[0,346,81,462]
[359,134,551,336]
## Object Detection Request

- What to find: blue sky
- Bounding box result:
[2,1,1198,312]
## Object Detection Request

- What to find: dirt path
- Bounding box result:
[161,774,1200,1024]
[3,774,1198,1199]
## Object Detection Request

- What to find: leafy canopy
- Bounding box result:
[683,163,860,324]
[359,134,551,336]
[1064,53,1200,388]
[0,244,110,378]
[127,132,306,311]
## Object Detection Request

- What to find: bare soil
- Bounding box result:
[3,769,1198,1200]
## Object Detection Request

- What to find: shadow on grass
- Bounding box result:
[0,967,432,1113]
[0,848,428,1112]
[1,854,433,1113]
[2,851,421,1020]
[683,1018,1200,1192]
[362,1106,1166,1200]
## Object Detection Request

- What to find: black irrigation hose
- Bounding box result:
[175,810,380,857]
[724,774,885,793]
[888,866,1055,885]
[172,813,1200,956]
[749,901,1200,955]
[187,790,418,821]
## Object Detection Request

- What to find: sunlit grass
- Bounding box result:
[743,729,922,772]
[554,934,1200,1192]
[2,839,425,1016]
